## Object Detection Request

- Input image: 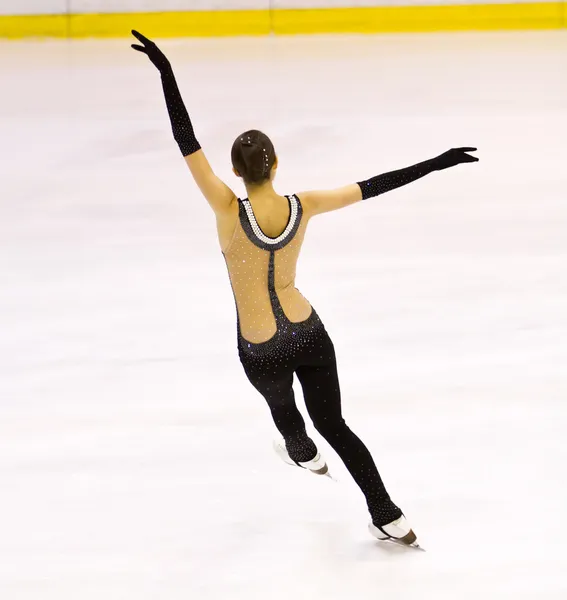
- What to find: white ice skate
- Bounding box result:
[273,439,330,476]
[369,516,424,551]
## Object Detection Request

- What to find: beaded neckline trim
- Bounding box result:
[241,196,299,245]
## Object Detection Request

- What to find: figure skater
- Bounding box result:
[131,30,478,548]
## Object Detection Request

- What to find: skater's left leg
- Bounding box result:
[240,360,318,464]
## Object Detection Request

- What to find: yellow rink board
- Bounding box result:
[0,4,565,38]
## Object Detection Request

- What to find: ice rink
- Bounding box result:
[1,30,567,599]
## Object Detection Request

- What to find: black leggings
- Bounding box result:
[239,315,402,527]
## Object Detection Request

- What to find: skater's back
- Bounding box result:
[223,192,311,345]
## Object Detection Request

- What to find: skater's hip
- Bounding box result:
[237,308,324,360]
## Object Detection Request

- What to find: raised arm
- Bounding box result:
[131,31,236,215]
[301,148,478,217]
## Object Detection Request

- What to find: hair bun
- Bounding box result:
[231,130,276,185]
[241,142,267,177]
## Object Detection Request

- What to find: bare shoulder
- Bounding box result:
[295,190,320,217]
[296,184,362,217]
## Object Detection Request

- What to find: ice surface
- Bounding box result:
[1,31,566,599]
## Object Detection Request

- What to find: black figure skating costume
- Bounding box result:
[131,30,478,531]
[226,193,403,526]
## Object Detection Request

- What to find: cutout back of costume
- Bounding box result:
[223,195,312,345]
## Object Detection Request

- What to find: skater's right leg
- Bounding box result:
[295,331,404,528]
[297,362,402,526]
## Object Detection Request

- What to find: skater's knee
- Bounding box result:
[313,416,349,439]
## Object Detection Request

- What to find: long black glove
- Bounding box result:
[357,147,478,200]
[131,30,201,157]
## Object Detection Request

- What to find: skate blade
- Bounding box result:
[280,459,337,481]
[308,463,338,482]
[378,537,426,552]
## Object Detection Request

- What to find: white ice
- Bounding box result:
[1,31,566,599]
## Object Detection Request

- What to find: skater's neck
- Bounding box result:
[245,180,278,203]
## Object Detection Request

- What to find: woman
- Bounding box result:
[131,30,478,548]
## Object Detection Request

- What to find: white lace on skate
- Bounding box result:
[369,516,423,550]
[273,439,329,475]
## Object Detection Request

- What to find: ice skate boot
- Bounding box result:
[273,438,330,476]
[369,515,423,551]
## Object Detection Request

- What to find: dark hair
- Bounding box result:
[231,130,276,185]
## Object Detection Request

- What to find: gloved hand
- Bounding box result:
[433,148,479,171]
[357,147,479,200]
[130,30,201,156]
[131,30,171,73]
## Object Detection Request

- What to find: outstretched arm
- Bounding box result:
[301,148,478,216]
[131,31,236,215]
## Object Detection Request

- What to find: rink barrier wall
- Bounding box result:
[0,4,566,38]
